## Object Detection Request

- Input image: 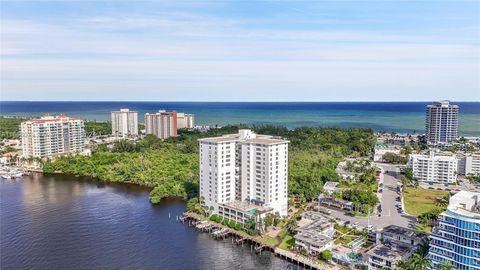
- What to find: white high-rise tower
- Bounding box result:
[198,129,289,217]
[111,108,138,138]
[426,101,459,144]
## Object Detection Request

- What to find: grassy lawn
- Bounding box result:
[279,235,295,250]
[335,224,352,234]
[352,211,368,217]
[335,235,357,245]
[258,235,279,246]
[403,188,448,216]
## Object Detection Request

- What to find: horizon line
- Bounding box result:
[2,100,480,103]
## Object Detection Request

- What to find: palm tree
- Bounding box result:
[409,253,431,270]
[396,260,412,270]
[285,218,297,235]
[401,177,408,192]
[411,177,419,189]
[416,239,430,258]
[439,261,455,270]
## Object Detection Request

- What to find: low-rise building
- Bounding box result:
[380,225,425,246]
[367,225,426,270]
[374,147,402,162]
[295,232,334,254]
[218,200,273,226]
[297,211,335,236]
[367,243,413,270]
[317,194,353,212]
[408,151,458,184]
[294,211,335,255]
[323,181,342,195]
[376,133,418,147]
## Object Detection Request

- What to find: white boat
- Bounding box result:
[1,175,12,180]
[12,173,23,178]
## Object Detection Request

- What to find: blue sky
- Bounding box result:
[1,0,479,101]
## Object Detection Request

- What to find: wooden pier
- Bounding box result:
[179,212,332,270]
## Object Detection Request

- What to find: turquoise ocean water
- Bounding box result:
[1,101,479,136]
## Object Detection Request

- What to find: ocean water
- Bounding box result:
[1,101,479,136]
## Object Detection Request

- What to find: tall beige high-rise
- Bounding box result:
[20,114,85,158]
[176,113,195,129]
[144,110,178,139]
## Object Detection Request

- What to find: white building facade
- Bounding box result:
[20,115,85,158]
[199,129,289,217]
[458,154,480,176]
[176,113,195,129]
[145,110,177,139]
[408,152,458,184]
[426,101,459,144]
[111,109,138,138]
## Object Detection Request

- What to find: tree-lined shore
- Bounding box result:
[42,125,376,204]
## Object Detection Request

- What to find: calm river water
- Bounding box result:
[0,173,300,270]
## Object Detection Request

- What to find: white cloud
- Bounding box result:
[1,10,479,101]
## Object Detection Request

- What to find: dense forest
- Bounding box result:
[0,117,25,139]
[84,121,112,135]
[43,125,376,203]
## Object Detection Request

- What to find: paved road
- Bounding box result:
[327,164,417,230]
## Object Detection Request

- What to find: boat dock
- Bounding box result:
[179,212,331,270]
[0,166,30,180]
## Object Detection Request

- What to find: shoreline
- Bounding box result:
[5,172,331,268]
[30,171,164,197]
[179,212,334,270]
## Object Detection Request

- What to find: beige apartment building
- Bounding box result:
[20,114,85,158]
[144,110,178,139]
[177,113,195,129]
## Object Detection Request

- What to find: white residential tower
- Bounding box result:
[408,151,458,184]
[111,108,138,138]
[198,129,289,217]
[426,101,459,144]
